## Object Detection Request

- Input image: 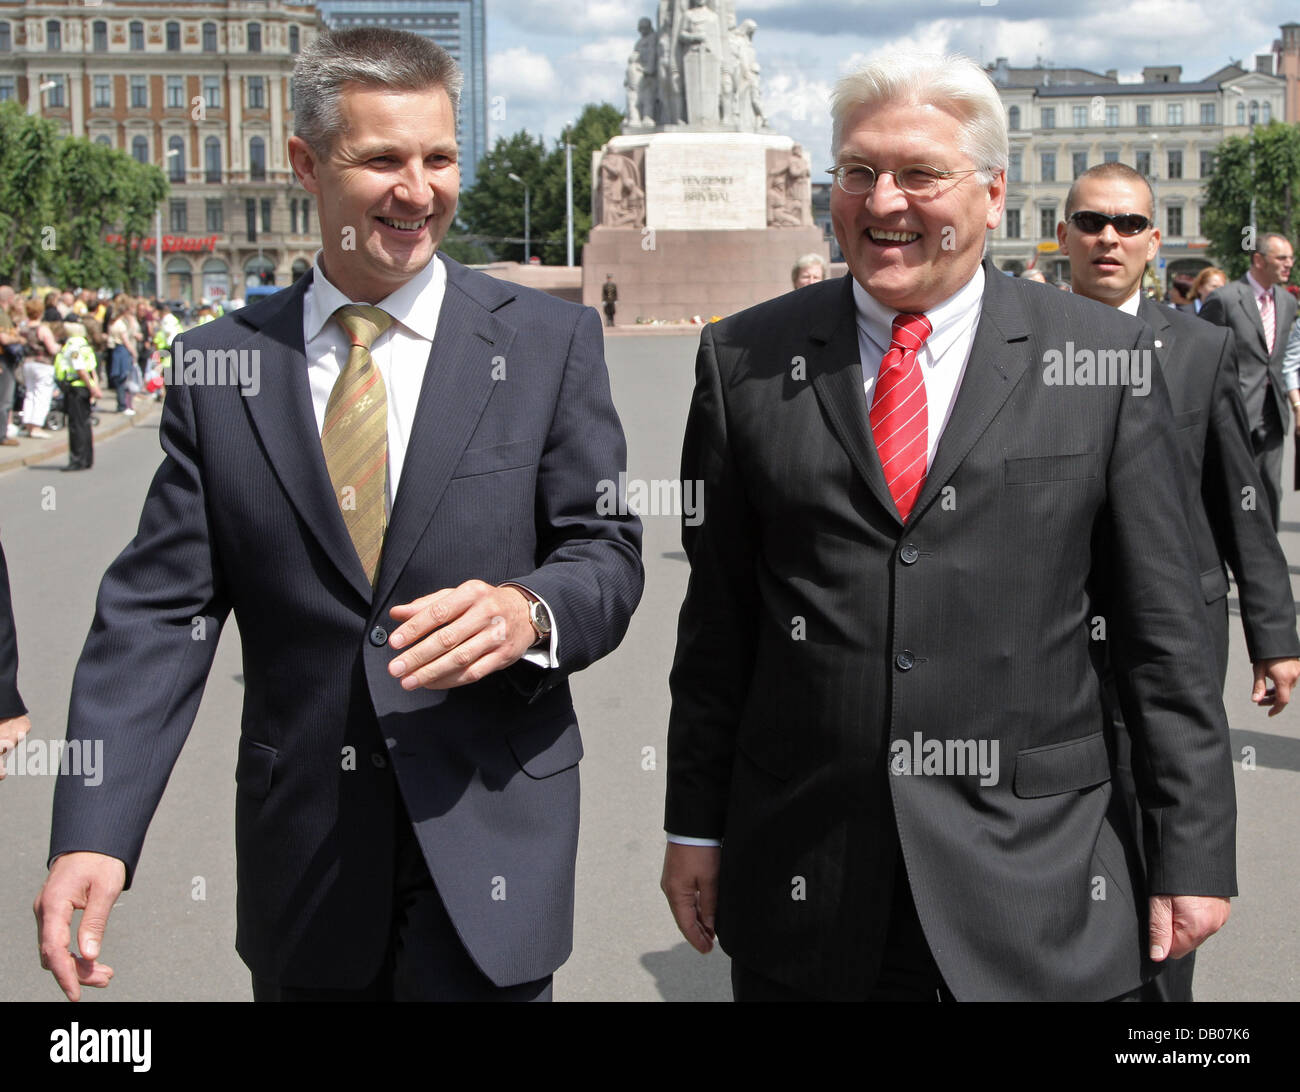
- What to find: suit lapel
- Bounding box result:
[371,257,518,607]
[235,272,376,603]
[1137,298,1174,372]
[910,261,1033,522]
[807,275,900,522]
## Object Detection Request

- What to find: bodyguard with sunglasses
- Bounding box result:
[1059,161,1300,1000]
[662,53,1237,1001]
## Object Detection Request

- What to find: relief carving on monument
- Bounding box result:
[766,144,814,228]
[595,148,647,228]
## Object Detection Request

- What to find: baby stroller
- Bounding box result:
[44,385,101,433]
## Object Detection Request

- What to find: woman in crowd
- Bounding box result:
[106,296,139,416]
[1192,266,1228,315]
[18,298,57,439]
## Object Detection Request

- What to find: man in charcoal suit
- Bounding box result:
[1199,233,1297,528]
[35,28,642,1002]
[0,537,30,779]
[661,54,1237,1001]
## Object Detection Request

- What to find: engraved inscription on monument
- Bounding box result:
[645,139,766,229]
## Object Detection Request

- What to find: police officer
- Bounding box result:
[601,274,618,327]
[54,322,101,472]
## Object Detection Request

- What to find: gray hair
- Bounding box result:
[791,252,827,283]
[830,53,1008,182]
[294,27,464,155]
[1255,232,1292,257]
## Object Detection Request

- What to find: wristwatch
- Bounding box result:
[506,584,551,646]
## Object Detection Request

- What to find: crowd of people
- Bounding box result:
[0,286,224,470]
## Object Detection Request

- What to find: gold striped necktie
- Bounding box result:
[322,304,395,586]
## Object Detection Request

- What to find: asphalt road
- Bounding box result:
[1,329,1297,1002]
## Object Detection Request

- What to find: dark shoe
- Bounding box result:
[61,463,89,472]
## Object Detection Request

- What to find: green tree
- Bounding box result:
[114,157,169,292]
[452,130,549,263]
[0,102,58,288]
[450,103,623,264]
[1202,121,1300,280]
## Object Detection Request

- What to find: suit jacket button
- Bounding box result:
[369,626,388,647]
[895,651,915,671]
[370,752,388,769]
[900,544,920,564]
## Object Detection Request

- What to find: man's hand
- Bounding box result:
[1148,894,1230,961]
[1250,657,1300,716]
[0,713,30,780]
[387,580,535,690]
[34,852,127,1001]
[660,843,720,954]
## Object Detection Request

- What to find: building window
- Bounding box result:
[1005,208,1021,239]
[1135,151,1152,176]
[1105,105,1119,127]
[132,135,149,163]
[1136,104,1151,126]
[1167,149,1183,179]
[1039,207,1057,239]
[93,75,111,109]
[288,77,295,111]
[301,198,310,228]
[1072,105,1087,127]
[168,136,185,182]
[247,77,264,109]
[289,26,300,54]
[44,75,66,108]
[130,21,144,52]
[1167,207,1183,237]
[46,20,61,52]
[1072,152,1087,179]
[1103,149,1119,163]
[261,198,272,233]
[249,137,266,181]
[247,23,262,53]
[1200,150,1215,177]
[1201,102,1216,124]
[204,76,221,110]
[130,75,148,109]
[1167,103,1183,126]
[95,135,111,147]
[1262,101,1272,123]
[170,199,187,233]
[92,20,107,52]
[0,77,15,103]
[1008,105,1020,131]
[289,198,298,235]
[1237,101,1246,125]
[1041,107,1055,129]
[205,137,222,183]
[166,76,184,110]
[166,22,181,52]
[206,199,224,233]
[0,22,10,53]
[203,22,218,53]
[246,198,257,241]
[1040,152,1056,182]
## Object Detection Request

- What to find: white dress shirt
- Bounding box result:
[304,253,557,668]
[667,266,987,848]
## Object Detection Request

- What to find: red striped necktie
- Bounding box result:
[870,312,933,522]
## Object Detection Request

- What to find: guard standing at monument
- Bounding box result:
[602,275,619,327]
[54,321,101,472]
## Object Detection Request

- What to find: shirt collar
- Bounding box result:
[1117,289,1142,316]
[851,264,985,359]
[1246,269,1271,301]
[305,249,446,343]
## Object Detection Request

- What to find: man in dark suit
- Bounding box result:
[0,537,29,779]
[1058,162,1299,1000]
[34,28,642,1002]
[1200,233,1297,528]
[661,54,1236,1001]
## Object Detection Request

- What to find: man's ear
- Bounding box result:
[1056,218,1070,255]
[288,136,321,195]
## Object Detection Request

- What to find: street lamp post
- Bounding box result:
[1229,86,1258,245]
[507,172,531,263]
[564,133,574,268]
[156,148,181,300]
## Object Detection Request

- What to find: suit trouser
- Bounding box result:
[64,386,93,469]
[252,793,553,1002]
[1252,399,1284,530]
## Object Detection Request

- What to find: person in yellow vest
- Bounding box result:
[53,322,101,472]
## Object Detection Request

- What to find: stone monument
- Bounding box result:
[584,1,825,323]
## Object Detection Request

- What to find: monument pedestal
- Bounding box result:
[583,224,825,323]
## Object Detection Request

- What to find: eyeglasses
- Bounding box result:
[825,163,982,197]
[1066,210,1153,236]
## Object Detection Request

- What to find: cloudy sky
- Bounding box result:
[488,0,1297,178]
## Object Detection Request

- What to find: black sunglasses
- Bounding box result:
[1067,210,1153,236]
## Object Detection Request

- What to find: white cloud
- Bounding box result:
[488,46,560,100]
